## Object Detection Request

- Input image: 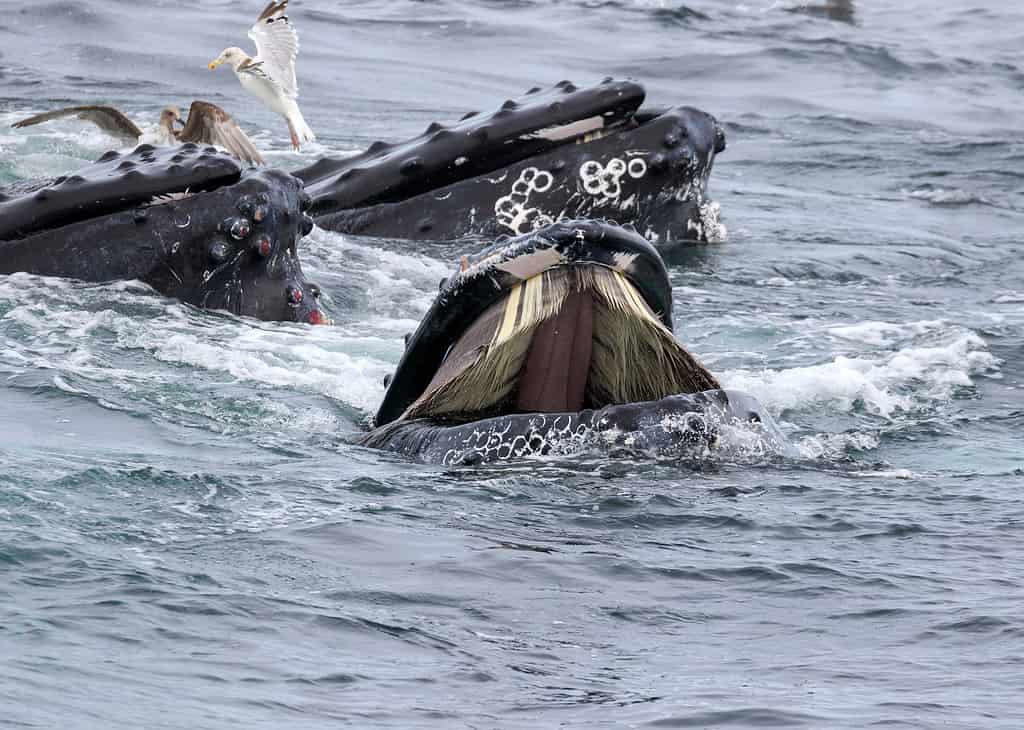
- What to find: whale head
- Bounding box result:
[0,144,327,324]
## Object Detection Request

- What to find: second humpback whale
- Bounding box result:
[297,79,727,247]
[359,221,789,464]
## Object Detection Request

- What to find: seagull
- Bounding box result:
[208,0,315,151]
[11,102,265,165]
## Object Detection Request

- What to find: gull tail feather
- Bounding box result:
[285,103,315,149]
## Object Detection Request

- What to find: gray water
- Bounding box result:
[2,1,1023,727]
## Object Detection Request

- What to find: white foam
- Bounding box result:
[907,187,982,206]
[304,228,451,322]
[723,358,909,417]
[2,109,364,176]
[827,319,945,347]
[852,468,916,479]
[0,274,396,416]
[2,109,131,169]
[757,276,797,287]
[259,398,344,433]
[713,421,793,460]
[721,333,997,418]
[698,200,728,242]
[260,137,336,159]
[134,326,392,414]
[796,431,881,459]
[0,133,28,152]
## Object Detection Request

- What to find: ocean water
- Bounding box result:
[2,0,1023,727]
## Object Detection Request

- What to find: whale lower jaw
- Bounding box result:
[359,390,785,466]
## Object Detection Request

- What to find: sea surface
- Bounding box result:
[2,1,1023,727]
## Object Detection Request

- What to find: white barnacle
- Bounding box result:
[627,157,647,179]
[531,170,553,192]
[494,167,556,234]
[578,158,628,201]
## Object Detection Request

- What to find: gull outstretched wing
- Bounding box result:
[248,0,299,98]
[12,105,142,143]
[179,101,265,166]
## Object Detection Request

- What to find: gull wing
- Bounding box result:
[248,0,299,98]
[178,101,265,166]
[11,105,142,143]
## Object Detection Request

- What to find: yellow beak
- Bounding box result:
[208,60,221,70]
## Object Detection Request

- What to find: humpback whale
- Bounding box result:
[2,79,726,320]
[359,221,788,464]
[296,79,726,246]
[0,144,326,324]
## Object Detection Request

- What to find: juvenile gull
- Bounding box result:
[12,102,265,165]
[208,0,315,150]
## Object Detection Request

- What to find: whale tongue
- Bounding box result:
[516,288,594,413]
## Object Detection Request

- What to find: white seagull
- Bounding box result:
[208,0,315,151]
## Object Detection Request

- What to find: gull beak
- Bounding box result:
[208,59,221,70]
[174,118,185,129]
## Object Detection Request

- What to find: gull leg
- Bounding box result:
[287,118,301,151]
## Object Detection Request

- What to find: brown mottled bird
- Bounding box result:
[11,101,265,165]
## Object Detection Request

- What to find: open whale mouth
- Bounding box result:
[405,264,719,420]
[363,220,792,463]
[374,220,720,427]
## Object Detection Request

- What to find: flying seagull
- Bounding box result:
[208,0,315,151]
[11,102,265,165]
